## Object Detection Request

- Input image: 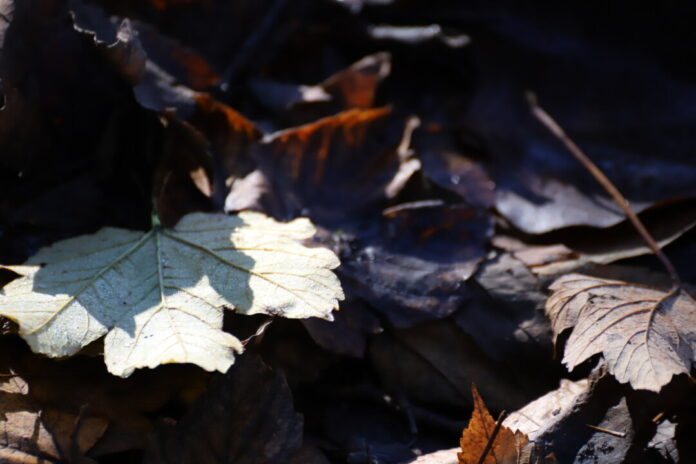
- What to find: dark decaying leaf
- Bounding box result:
[0,337,212,457]
[340,203,492,327]
[76,17,147,85]
[0,0,156,262]
[456,252,550,364]
[302,296,382,358]
[415,125,495,209]
[131,20,220,89]
[462,4,696,233]
[574,397,634,464]
[70,0,264,216]
[496,198,696,277]
[155,114,214,227]
[0,0,141,171]
[546,274,696,391]
[254,102,492,327]
[90,0,304,83]
[369,320,528,413]
[146,354,303,464]
[257,106,397,225]
[187,93,261,207]
[3,1,696,463]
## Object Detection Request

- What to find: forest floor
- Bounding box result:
[0,1,694,463]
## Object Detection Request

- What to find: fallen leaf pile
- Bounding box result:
[1,0,695,462]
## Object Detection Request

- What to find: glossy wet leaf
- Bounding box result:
[546,274,696,391]
[0,212,343,377]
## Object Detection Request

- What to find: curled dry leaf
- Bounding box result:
[546,274,696,391]
[0,212,343,377]
[458,385,529,464]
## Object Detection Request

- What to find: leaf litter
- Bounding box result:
[1,0,696,462]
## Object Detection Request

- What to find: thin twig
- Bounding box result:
[477,410,507,464]
[69,404,90,462]
[652,412,665,423]
[241,316,274,345]
[528,93,681,289]
[586,423,627,438]
[219,0,290,91]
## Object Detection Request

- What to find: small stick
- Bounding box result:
[219,0,290,91]
[241,316,274,346]
[69,404,90,462]
[586,423,627,438]
[477,410,507,464]
[528,93,681,289]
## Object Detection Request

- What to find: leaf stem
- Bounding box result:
[477,410,507,464]
[527,93,681,289]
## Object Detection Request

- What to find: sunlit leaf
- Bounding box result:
[546,274,696,391]
[0,212,343,377]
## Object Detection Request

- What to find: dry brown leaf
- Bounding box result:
[546,274,696,391]
[458,385,528,464]
[0,374,107,464]
[0,392,63,463]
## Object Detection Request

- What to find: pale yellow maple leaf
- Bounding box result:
[0,211,343,377]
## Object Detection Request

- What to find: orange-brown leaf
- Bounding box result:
[458,385,528,464]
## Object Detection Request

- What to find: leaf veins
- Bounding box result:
[546,274,696,391]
